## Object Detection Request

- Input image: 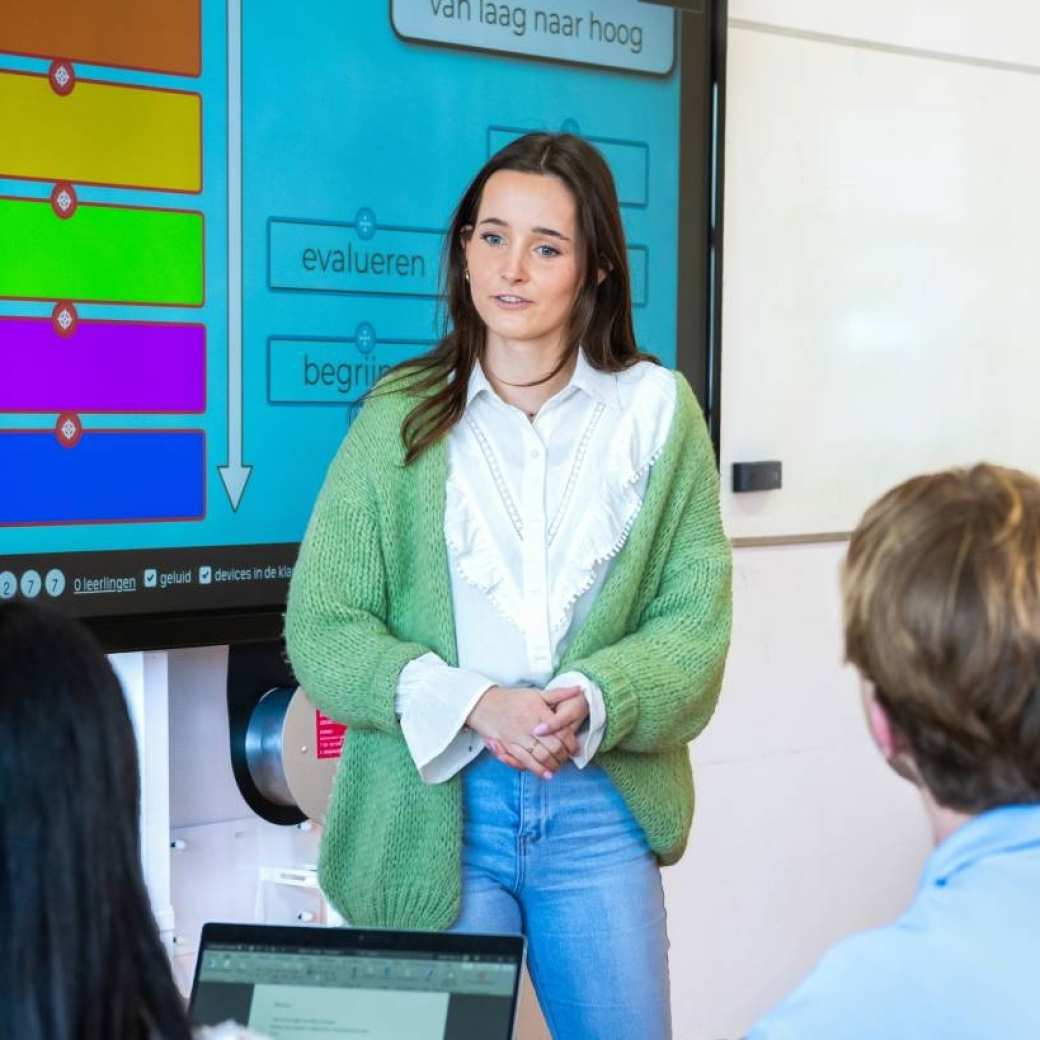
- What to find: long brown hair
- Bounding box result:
[379,132,657,465]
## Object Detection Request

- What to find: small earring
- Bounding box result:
[464,268,470,282]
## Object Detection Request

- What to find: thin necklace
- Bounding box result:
[484,356,570,420]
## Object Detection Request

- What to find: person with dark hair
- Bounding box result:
[0,601,262,1040]
[750,463,1040,1039]
[286,132,732,1037]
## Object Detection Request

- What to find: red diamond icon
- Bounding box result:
[49,59,76,97]
[50,181,78,219]
[55,413,83,449]
[52,300,79,338]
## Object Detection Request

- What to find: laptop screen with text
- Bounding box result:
[189,924,524,1040]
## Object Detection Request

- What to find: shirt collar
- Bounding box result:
[920,802,1040,890]
[569,349,623,410]
[465,357,495,406]
[465,349,622,410]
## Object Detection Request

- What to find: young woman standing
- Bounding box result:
[286,132,732,1038]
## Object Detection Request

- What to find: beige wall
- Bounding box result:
[663,543,930,1037]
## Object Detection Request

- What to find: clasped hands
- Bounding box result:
[466,684,589,779]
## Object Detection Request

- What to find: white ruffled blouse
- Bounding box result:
[395,350,677,783]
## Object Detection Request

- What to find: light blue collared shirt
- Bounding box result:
[749,803,1040,1040]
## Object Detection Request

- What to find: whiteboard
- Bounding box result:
[720,25,1040,540]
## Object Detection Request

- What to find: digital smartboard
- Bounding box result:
[0,0,723,648]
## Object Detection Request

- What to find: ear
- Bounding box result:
[595,257,612,286]
[862,684,920,785]
[864,687,898,759]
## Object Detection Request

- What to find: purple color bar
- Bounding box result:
[0,317,205,413]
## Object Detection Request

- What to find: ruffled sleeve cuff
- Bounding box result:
[545,670,606,768]
[396,652,495,784]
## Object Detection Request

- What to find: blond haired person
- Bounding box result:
[751,464,1040,1040]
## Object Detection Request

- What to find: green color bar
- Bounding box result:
[0,197,203,306]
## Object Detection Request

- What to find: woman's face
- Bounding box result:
[464,169,583,356]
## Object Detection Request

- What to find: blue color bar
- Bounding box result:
[1,430,205,525]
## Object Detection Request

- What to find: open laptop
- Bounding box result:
[188,922,525,1040]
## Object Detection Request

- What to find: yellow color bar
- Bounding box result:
[1,71,201,193]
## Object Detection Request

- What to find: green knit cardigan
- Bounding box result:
[284,370,732,929]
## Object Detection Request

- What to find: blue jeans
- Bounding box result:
[451,752,671,1039]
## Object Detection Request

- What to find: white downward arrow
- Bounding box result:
[219,0,252,512]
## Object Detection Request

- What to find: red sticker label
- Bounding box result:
[51,182,78,220]
[55,412,83,449]
[48,60,75,97]
[52,301,79,338]
[315,710,347,760]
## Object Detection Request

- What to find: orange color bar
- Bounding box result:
[1,0,200,78]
